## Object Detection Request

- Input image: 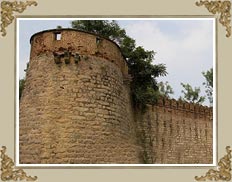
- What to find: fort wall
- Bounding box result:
[135,98,213,164]
[19,29,213,164]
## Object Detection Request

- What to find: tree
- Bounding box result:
[19,79,25,100]
[71,20,126,44]
[180,83,205,104]
[157,81,174,98]
[19,62,29,100]
[202,68,213,105]
[56,25,63,29]
[71,20,167,107]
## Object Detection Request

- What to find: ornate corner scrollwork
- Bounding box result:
[0,0,38,37]
[195,146,232,181]
[196,0,231,38]
[0,146,37,181]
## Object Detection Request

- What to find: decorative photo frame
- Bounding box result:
[0,0,231,182]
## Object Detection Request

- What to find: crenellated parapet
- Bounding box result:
[138,96,213,164]
[154,97,213,120]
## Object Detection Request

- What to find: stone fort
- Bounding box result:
[19,29,213,164]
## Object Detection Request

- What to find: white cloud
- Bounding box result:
[120,20,214,105]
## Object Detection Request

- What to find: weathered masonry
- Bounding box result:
[19,29,213,164]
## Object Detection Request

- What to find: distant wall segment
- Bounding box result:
[135,97,213,164]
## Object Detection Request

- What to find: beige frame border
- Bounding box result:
[15,15,217,168]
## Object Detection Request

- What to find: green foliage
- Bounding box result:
[202,68,213,105]
[19,79,25,100]
[24,62,29,72]
[56,25,63,29]
[19,62,29,100]
[180,83,205,104]
[71,20,167,107]
[71,20,126,44]
[157,81,174,98]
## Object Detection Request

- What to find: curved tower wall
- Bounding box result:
[19,29,140,164]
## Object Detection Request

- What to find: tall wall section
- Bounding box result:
[19,29,140,164]
[135,98,213,164]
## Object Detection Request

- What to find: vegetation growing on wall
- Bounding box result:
[19,62,29,100]
[19,79,25,99]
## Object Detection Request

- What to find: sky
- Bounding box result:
[17,18,215,106]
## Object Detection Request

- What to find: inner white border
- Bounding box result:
[16,17,216,167]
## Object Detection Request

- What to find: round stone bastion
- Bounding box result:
[19,29,140,164]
